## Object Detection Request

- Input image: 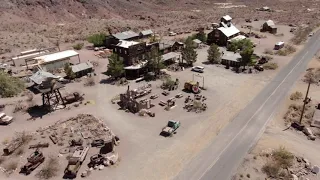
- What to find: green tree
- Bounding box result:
[240,47,254,68]
[207,44,221,64]
[147,47,165,75]
[195,31,207,43]
[87,33,106,47]
[149,35,159,43]
[106,53,124,79]
[64,63,76,79]
[182,39,198,66]
[228,39,254,52]
[73,43,84,50]
[0,72,25,98]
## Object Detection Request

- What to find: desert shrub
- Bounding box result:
[290,91,303,100]
[304,68,320,83]
[264,49,274,55]
[84,77,95,86]
[0,71,25,98]
[262,162,280,178]
[263,62,278,70]
[161,77,175,89]
[262,147,294,178]
[73,43,84,50]
[13,100,28,113]
[276,44,296,56]
[246,173,251,178]
[291,27,313,45]
[36,156,59,179]
[64,63,76,79]
[15,131,33,145]
[273,147,294,168]
[26,93,34,102]
[263,55,273,61]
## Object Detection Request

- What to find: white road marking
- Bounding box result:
[197,51,309,180]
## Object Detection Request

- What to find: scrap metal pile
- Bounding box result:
[2,114,120,178]
[183,95,207,113]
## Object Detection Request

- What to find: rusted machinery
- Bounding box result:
[88,154,106,168]
[184,81,200,94]
[64,146,90,178]
[69,138,83,147]
[20,149,45,175]
[64,92,84,104]
[3,139,23,155]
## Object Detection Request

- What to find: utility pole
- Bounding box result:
[299,77,312,124]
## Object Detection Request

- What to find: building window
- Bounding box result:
[115,49,117,52]
[124,50,127,54]
[119,49,121,53]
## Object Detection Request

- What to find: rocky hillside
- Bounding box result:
[0,0,319,56]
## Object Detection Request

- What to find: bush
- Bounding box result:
[290,91,303,100]
[36,156,59,179]
[264,49,274,55]
[262,147,294,178]
[161,77,175,89]
[0,72,25,98]
[276,44,296,56]
[73,43,84,50]
[272,147,294,168]
[84,77,95,86]
[262,162,280,178]
[263,62,278,70]
[13,100,28,113]
[291,27,313,45]
[64,63,76,79]
[87,33,106,47]
[15,131,33,145]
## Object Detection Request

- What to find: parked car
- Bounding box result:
[254,65,264,71]
[169,32,177,36]
[309,32,314,37]
[191,66,204,73]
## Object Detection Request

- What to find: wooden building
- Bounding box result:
[207,15,241,46]
[261,20,277,34]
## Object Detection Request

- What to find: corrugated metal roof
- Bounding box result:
[265,20,275,27]
[221,51,241,62]
[140,29,153,36]
[34,50,79,64]
[71,62,93,73]
[159,40,175,50]
[162,52,180,61]
[113,30,139,40]
[193,39,202,44]
[29,71,58,85]
[222,15,232,21]
[228,35,246,42]
[218,24,240,37]
[116,40,139,48]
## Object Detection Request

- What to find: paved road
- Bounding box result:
[175,31,320,180]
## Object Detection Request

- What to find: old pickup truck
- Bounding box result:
[161,120,180,137]
[0,112,13,125]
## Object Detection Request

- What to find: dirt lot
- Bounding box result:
[236,56,320,180]
[0,23,304,179]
